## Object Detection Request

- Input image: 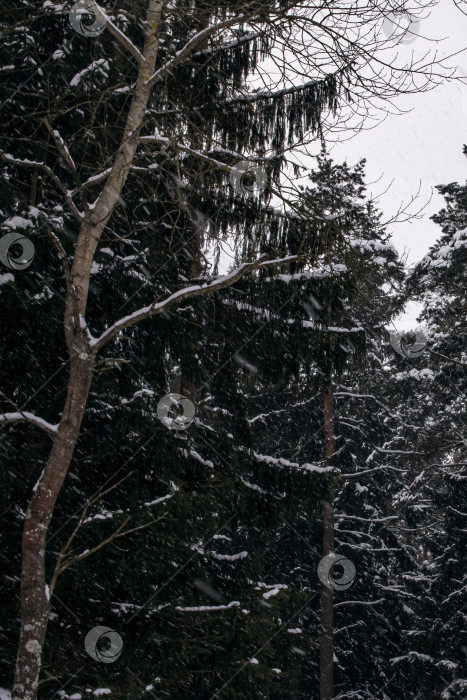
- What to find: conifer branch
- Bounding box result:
[0,151,83,222]
[425,346,467,367]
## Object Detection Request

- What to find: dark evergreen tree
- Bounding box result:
[0,1,451,699]
[387,151,467,700]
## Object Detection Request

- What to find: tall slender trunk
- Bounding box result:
[179,58,207,407]
[320,376,335,700]
[12,357,94,700]
[12,3,164,697]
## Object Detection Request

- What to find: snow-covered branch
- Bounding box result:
[0,412,59,437]
[334,599,385,608]
[42,119,79,183]
[226,72,341,105]
[425,346,467,367]
[341,466,406,478]
[0,151,83,222]
[139,135,234,173]
[335,514,399,523]
[335,391,420,428]
[100,8,146,65]
[193,30,263,57]
[254,451,338,474]
[91,255,302,353]
[175,601,240,612]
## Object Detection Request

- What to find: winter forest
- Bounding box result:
[0,0,466,699]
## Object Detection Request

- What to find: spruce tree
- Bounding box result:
[0,1,451,698]
[388,150,467,700]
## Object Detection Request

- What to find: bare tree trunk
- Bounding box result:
[12,3,164,698]
[8,3,320,695]
[320,377,335,700]
[12,358,94,700]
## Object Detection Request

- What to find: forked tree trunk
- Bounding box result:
[9,3,308,696]
[320,376,335,700]
[12,3,164,697]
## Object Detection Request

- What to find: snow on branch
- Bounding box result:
[99,8,145,65]
[226,72,342,105]
[210,550,248,561]
[334,598,385,608]
[254,451,337,474]
[0,412,59,437]
[341,466,406,478]
[42,119,78,182]
[0,151,82,222]
[335,514,399,523]
[425,346,467,367]
[139,135,233,173]
[193,30,263,57]
[175,601,240,612]
[77,167,113,191]
[91,255,301,353]
[335,391,420,428]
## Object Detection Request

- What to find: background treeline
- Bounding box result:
[0,1,465,698]
[1,149,466,698]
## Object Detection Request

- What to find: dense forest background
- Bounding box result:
[0,1,465,699]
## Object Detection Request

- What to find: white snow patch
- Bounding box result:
[210,551,248,561]
[70,60,109,88]
[2,215,34,230]
[263,588,281,599]
[176,601,240,612]
[145,494,173,507]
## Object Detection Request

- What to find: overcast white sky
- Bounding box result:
[328,0,467,327]
[223,1,467,329]
[333,2,467,259]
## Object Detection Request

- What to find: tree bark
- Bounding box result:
[12,357,94,700]
[12,3,164,698]
[320,377,335,700]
